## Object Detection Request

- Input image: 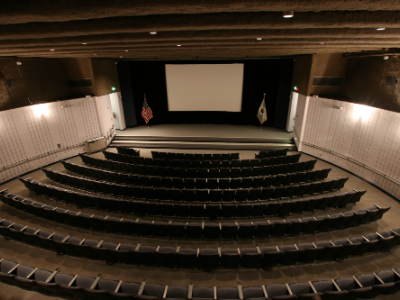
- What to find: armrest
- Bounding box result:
[138,278,148,295]
[90,274,103,289]
[188,282,193,300]
[45,268,60,283]
[238,282,243,300]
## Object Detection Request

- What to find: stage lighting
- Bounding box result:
[353,104,374,121]
[283,10,294,18]
[16,62,22,65]
[383,56,389,60]
[177,45,182,47]
[293,86,298,91]
[31,103,50,117]
[257,38,262,40]
[111,87,116,91]
[376,28,386,31]
[82,43,87,45]
[50,49,55,51]
[150,32,157,35]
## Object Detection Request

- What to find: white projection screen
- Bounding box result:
[165,64,244,112]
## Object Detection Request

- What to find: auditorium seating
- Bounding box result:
[0,190,389,239]
[41,168,349,201]
[116,147,140,157]
[0,217,398,270]
[20,178,366,217]
[255,149,288,159]
[151,151,240,160]
[0,258,400,299]
[2,149,397,300]
[81,153,316,178]
[62,160,330,189]
[103,151,301,168]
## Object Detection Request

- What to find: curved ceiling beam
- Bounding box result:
[0,44,387,57]
[0,11,399,40]
[2,39,400,53]
[1,0,400,24]
[0,28,399,48]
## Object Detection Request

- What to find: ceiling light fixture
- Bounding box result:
[283,10,294,18]
[125,50,129,52]
[257,38,262,41]
[93,54,97,55]
[120,56,123,58]
[320,42,324,45]
[50,49,55,51]
[177,45,181,47]
[383,56,389,60]
[150,32,157,35]
[82,43,87,45]
[376,28,386,31]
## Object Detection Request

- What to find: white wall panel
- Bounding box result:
[0,95,115,183]
[94,94,114,136]
[296,96,400,199]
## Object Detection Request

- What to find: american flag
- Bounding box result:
[141,98,153,124]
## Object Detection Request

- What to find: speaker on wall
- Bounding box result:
[6,80,16,88]
[386,76,397,87]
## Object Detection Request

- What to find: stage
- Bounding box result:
[111,124,295,150]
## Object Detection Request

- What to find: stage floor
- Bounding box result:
[116,124,293,143]
[112,124,294,150]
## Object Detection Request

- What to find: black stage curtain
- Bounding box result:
[118,59,293,127]
[117,62,138,127]
[274,59,295,129]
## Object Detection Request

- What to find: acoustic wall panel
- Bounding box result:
[296,96,400,199]
[0,95,114,183]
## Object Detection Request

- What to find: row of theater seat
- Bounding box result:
[255,149,289,159]
[103,151,301,168]
[64,161,329,189]
[82,154,315,177]
[0,191,389,239]
[43,168,349,201]
[1,258,400,300]
[21,178,366,218]
[150,150,241,160]
[116,147,140,157]
[1,217,398,270]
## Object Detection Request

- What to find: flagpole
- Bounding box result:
[260,93,266,130]
[144,93,150,128]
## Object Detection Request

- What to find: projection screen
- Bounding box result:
[165,64,244,112]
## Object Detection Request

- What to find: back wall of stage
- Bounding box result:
[117,59,294,128]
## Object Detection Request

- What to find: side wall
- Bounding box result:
[0,95,114,183]
[295,96,400,199]
[0,58,120,111]
[291,55,313,95]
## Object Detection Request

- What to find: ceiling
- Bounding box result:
[1,0,400,59]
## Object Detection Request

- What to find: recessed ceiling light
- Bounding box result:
[82,43,87,45]
[50,49,55,51]
[150,32,157,35]
[256,38,262,41]
[125,50,129,52]
[177,45,181,47]
[283,10,294,18]
[377,28,386,31]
